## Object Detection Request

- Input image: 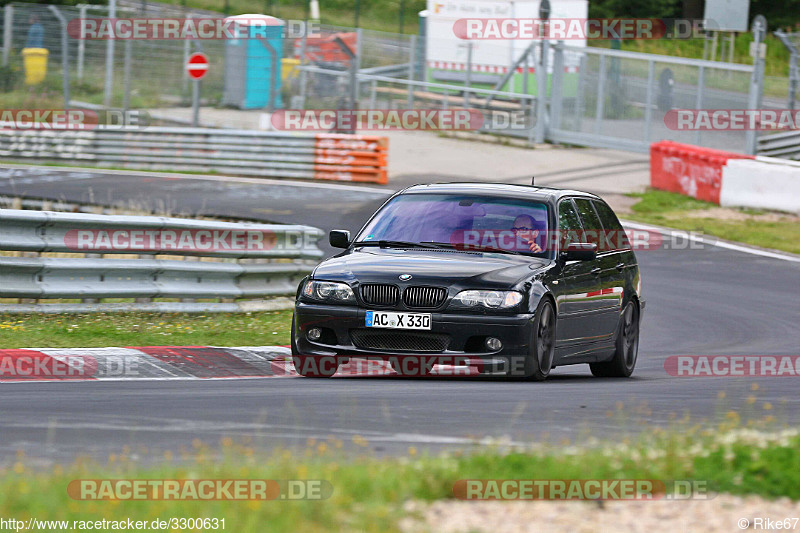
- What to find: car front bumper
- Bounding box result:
[293,302,534,372]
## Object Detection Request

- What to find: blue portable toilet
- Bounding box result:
[222,14,283,110]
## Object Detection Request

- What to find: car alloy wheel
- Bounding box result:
[525,299,556,381]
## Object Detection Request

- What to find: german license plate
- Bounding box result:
[365,311,431,330]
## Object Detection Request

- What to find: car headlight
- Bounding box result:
[302,280,355,303]
[451,290,523,309]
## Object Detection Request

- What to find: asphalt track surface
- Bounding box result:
[1,165,799,463]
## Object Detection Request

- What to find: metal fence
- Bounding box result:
[551,43,760,154]
[774,31,800,111]
[0,3,417,111]
[0,127,389,184]
[1,3,792,157]
[296,41,765,154]
[0,208,323,313]
[1,3,228,109]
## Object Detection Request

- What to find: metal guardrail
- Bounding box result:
[757,130,800,160]
[0,127,389,185]
[0,209,324,313]
[358,63,412,78]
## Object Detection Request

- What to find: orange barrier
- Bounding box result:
[298,32,357,64]
[313,134,388,184]
[650,141,753,204]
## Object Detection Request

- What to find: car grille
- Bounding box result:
[360,284,399,306]
[350,329,451,352]
[403,286,447,308]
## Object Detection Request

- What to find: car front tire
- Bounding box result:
[524,299,556,382]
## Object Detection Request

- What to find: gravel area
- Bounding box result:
[400,495,800,532]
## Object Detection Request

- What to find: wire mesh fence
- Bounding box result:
[295,39,762,153]
[1,3,227,108]
[0,3,782,155]
[0,4,417,111]
[551,45,756,152]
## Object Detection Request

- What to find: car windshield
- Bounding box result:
[355,193,551,257]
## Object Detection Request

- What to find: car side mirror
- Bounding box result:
[561,242,597,262]
[329,229,351,249]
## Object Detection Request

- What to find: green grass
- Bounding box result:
[629,187,717,213]
[0,58,173,109]
[624,189,800,255]
[2,420,799,532]
[594,34,791,78]
[0,310,293,349]
[588,34,793,99]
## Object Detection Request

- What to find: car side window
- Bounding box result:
[573,198,608,251]
[592,200,630,250]
[558,199,585,249]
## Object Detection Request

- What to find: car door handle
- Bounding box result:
[615,262,625,271]
[590,267,601,275]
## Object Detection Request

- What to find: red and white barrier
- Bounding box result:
[650,141,800,213]
[650,141,754,204]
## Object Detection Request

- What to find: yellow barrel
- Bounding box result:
[22,48,49,85]
[281,58,300,81]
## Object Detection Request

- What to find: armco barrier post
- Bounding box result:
[650,141,754,204]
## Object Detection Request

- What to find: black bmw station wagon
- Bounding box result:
[292,183,643,381]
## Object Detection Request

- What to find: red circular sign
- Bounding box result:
[187,52,209,80]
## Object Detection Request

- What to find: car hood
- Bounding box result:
[313,247,550,288]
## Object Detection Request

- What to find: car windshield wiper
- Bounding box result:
[420,241,457,248]
[352,240,441,249]
[422,241,533,256]
[423,241,529,256]
[471,245,528,256]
